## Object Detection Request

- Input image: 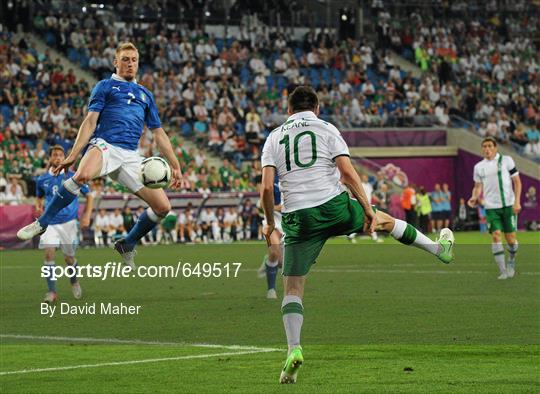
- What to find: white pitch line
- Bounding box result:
[0,334,280,352]
[312,268,540,276]
[0,348,278,376]
[243,268,540,276]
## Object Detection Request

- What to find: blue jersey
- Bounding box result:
[274,175,281,205]
[440,191,451,211]
[430,191,443,212]
[36,171,90,225]
[88,74,161,151]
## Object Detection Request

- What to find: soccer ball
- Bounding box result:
[140,157,171,189]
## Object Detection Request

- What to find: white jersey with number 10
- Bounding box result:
[261,110,350,213]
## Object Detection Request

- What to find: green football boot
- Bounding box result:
[279,346,304,384]
[437,228,455,264]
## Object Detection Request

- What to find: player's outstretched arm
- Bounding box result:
[512,175,522,213]
[468,182,483,208]
[54,112,100,175]
[335,156,376,234]
[152,127,182,189]
[260,166,276,246]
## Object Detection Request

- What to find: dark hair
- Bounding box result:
[48,144,65,156]
[288,86,319,113]
[481,136,497,147]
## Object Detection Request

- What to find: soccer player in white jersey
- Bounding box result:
[260,86,455,384]
[17,42,182,268]
[468,137,522,279]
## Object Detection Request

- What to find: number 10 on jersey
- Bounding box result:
[279,131,318,171]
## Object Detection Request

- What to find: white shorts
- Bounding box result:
[263,212,283,234]
[89,137,144,193]
[39,219,79,256]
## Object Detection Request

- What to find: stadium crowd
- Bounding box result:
[0,3,538,232]
[37,5,540,158]
[376,5,539,158]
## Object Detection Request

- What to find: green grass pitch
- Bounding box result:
[1,232,539,393]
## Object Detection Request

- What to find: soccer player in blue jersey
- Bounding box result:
[37,145,94,302]
[18,42,182,268]
[258,175,283,299]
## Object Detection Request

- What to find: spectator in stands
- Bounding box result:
[217,105,236,129]
[24,113,42,141]
[4,176,24,205]
[401,184,417,226]
[441,183,452,229]
[122,207,135,233]
[8,117,24,136]
[223,206,239,242]
[94,208,111,247]
[198,206,218,243]
[453,198,469,231]
[416,186,432,234]
[178,206,195,243]
[239,198,253,239]
[430,183,444,233]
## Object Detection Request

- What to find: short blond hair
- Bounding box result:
[115,42,138,56]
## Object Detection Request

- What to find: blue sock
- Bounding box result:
[44,261,56,293]
[124,209,160,249]
[39,178,81,227]
[266,263,278,290]
[69,261,78,284]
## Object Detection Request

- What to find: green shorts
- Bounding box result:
[281,192,368,276]
[485,206,517,233]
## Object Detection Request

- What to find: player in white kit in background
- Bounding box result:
[468,136,522,279]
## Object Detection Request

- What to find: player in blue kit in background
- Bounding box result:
[37,145,94,302]
[18,42,182,268]
[258,175,283,299]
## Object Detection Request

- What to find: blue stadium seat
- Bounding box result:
[181,122,193,137]
[309,68,319,81]
[235,122,245,135]
[68,47,79,63]
[367,68,377,83]
[79,54,89,68]
[215,38,224,52]
[45,31,56,46]
[0,105,12,123]
[332,68,342,83]
[277,76,286,90]
[321,68,331,84]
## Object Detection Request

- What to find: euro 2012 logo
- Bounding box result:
[377,163,409,187]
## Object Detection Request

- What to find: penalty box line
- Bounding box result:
[0,349,277,376]
[0,334,280,352]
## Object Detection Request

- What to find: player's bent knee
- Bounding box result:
[153,203,171,218]
[269,250,281,262]
[376,211,395,232]
[492,231,502,242]
[73,171,91,184]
